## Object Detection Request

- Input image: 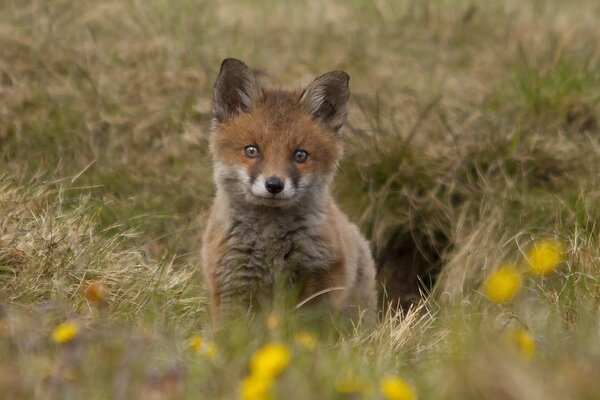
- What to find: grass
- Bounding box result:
[1,0,600,398]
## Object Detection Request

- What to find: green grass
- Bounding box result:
[1,0,600,398]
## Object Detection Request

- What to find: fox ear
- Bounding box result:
[212,58,264,123]
[300,71,350,136]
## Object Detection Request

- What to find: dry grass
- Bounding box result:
[2,0,600,398]
[0,177,205,322]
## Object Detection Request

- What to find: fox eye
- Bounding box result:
[293,149,309,163]
[244,145,260,158]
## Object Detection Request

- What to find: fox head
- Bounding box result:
[209,58,349,208]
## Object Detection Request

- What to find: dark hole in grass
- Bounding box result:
[376,226,446,311]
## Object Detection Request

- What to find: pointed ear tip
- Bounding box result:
[329,70,350,84]
[219,58,247,71]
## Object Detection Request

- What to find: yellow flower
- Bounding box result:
[483,264,522,303]
[52,321,79,344]
[240,374,274,400]
[189,335,217,360]
[380,376,417,400]
[204,342,218,360]
[250,343,291,379]
[526,239,565,276]
[190,335,203,353]
[294,331,317,350]
[335,372,367,394]
[508,328,536,360]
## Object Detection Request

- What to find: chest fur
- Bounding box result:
[218,210,331,291]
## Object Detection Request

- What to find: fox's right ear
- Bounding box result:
[212,58,264,123]
[300,71,350,137]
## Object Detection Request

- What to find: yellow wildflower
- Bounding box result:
[204,342,218,360]
[250,343,291,379]
[240,374,274,400]
[526,239,565,276]
[508,328,536,360]
[294,331,317,350]
[189,335,217,360]
[335,372,367,394]
[483,264,522,303]
[189,335,203,352]
[380,376,417,400]
[52,321,79,344]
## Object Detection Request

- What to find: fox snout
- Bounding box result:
[265,176,284,194]
[248,173,304,203]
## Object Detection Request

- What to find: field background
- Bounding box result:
[2,0,600,398]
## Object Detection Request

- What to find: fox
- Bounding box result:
[201,58,377,325]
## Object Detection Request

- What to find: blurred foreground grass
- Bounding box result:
[2,0,600,398]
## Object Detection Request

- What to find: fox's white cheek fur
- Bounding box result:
[212,162,227,183]
[212,163,255,200]
[280,177,295,199]
[235,167,251,185]
[250,175,266,197]
[297,175,312,190]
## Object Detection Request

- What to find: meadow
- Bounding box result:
[1,0,600,398]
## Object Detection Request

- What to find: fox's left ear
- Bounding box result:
[300,71,349,136]
[212,58,264,123]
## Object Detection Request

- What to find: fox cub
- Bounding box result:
[201,58,376,324]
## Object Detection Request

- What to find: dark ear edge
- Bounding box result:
[212,58,264,123]
[300,71,350,136]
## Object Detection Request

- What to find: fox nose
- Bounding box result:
[265,176,284,194]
